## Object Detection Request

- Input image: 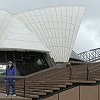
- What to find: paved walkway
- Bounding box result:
[0,93,32,100]
[0,93,23,98]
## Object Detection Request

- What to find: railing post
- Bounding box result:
[87,63,89,80]
[69,63,72,80]
[24,78,26,97]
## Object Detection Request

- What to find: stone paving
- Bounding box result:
[0,93,23,98]
[0,93,32,100]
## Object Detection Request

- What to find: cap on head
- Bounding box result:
[8,61,13,64]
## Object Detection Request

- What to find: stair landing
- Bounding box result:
[0,93,32,100]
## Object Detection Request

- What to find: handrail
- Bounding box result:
[89,63,100,70]
[0,65,63,79]
[0,62,99,80]
[89,67,100,73]
[0,75,25,79]
[26,67,69,83]
[25,66,65,78]
[68,61,88,64]
[30,69,69,84]
[1,62,99,80]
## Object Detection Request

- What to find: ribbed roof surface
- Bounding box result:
[0,10,49,52]
[0,6,85,62]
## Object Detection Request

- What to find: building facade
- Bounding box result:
[0,6,85,75]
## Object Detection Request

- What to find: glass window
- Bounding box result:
[37,59,42,65]
[0,64,7,74]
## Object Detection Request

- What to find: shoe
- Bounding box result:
[13,94,16,97]
[5,94,8,97]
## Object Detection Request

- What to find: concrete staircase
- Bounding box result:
[0,62,100,100]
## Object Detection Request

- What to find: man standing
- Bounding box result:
[5,61,16,97]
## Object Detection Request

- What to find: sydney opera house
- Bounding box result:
[0,6,85,75]
[1,4,100,100]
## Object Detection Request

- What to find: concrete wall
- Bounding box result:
[45,85,100,100]
[59,87,79,100]
[45,94,58,100]
[80,86,98,100]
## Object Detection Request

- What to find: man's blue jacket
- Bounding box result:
[5,67,16,81]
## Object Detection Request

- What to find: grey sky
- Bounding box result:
[0,0,100,53]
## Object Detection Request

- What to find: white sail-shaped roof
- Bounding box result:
[16,6,85,62]
[0,10,12,38]
[0,10,49,52]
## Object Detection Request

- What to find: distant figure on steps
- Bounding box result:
[5,61,16,97]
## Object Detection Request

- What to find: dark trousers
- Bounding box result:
[6,80,16,95]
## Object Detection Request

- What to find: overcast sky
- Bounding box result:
[0,0,100,53]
